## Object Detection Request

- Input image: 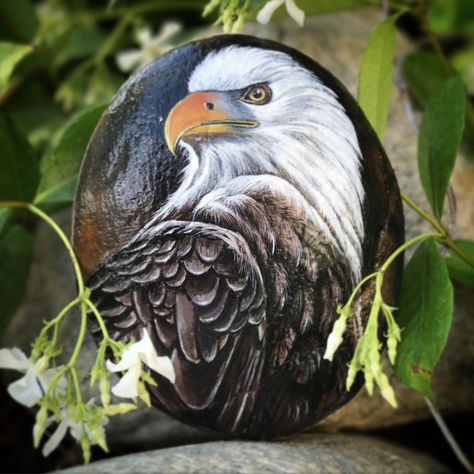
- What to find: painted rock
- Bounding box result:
[73,35,404,438]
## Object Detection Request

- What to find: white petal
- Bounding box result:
[106,349,139,372]
[256,0,284,24]
[132,329,175,382]
[38,368,66,395]
[143,354,175,383]
[7,367,43,407]
[69,421,83,441]
[42,419,68,457]
[111,364,142,398]
[0,348,30,372]
[116,50,144,72]
[154,22,181,44]
[128,328,153,354]
[137,27,153,46]
[285,0,305,26]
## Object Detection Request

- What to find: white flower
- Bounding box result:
[42,401,108,457]
[116,22,181,73]
[0,348,64,407]
[323,315,347,362]
[256,0,305,27]
[106,329,175,399]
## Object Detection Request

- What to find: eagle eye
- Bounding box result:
[241,84,272,105]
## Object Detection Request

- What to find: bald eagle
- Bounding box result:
[73,35,403,438]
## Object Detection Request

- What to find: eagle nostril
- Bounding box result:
[204,102,214,111]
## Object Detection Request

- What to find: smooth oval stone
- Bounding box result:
[73,34,404,438]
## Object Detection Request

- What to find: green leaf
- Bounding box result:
[0,115,39,202]
[0,209,11,234]
[54,25,107,68]
[402,52,447,108]
[0,42,32,94]
[418,76,466,219]
[446,240,474,287]
[0,223,34,326]
[358,11,405,140]
[428,0,474,34]
[4,81,65,147]
[394,239,454,398]
[34,103,107,210]
[0,0,38,43]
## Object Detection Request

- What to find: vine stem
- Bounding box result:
[400,193,445,235]
[0,201,85,294]
[425,397,474,473]
[400,193,474,269]
[343,232,443,310]
[380,231,442,272]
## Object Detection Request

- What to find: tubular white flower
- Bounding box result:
[323,315,347,362]
[323,332,344,362]
[0,348,64,407]
[42,402,109,457]
[256,0,304,27]
[106,329,175,399]
[116,22,181,73]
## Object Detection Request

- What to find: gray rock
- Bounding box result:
[2,7,473,449]
[58,434,448,473]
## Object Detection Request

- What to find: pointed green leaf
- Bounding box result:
[446,240,474,287]
[402,52,447,108]
[0,42,32,93]
[394,239,454,398]
[358,11,405,140]
[418,76,466,219]
[0,115,39,202]
[34,102,106,210]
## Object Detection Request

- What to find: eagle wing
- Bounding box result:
[88,220,266,428]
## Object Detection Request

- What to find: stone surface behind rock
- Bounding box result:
[2,7,473,451]
[57,434,448,474]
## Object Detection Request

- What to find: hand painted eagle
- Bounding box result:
[73,35,404,438]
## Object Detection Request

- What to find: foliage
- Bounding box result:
[357,11,404,140]
[0,0,473,465]
[417,76,466,220]
[393,239,453,398]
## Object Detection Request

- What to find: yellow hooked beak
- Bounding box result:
[164,91,259,154]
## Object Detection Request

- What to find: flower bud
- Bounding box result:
[323,315,347,361]
[378,372,398,408]
[100,377,111,408]
[387,335,398,365]
[231,14,245,33]
[80,432,91,464]
[34,356,49,374]
[365,371,374,395]
[33,404,49,448]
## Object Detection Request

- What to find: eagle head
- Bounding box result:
[161,46,365,281]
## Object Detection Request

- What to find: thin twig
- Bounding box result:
[446,185,457,238]
[424,397,473,473]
